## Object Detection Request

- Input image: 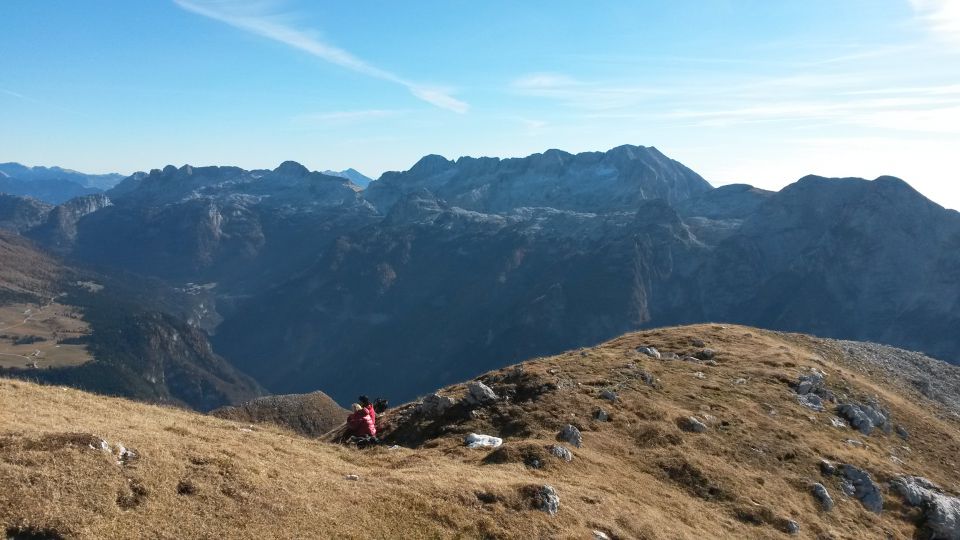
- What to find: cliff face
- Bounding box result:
[27,193,112,254]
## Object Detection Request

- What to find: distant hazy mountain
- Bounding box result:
[0,163,124,204]
[0,194,52,233]
[322,168,373,188]
[0,163,124,189]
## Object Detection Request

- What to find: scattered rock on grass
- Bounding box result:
[811,483,834,511]
[840,464,883,514]
[559,424,583,447]
[680,416,708,433]
[836,401,891,436]
[548,445,573,462]
[533,485,560,515]
[820,459,837,476]
[465,433,503,449]
[464,381,498,406]
[533,484,560,516]
[594,408,610,422]
[796,370,825,395]
[418,393,455,417]
[637,346,661,359]
[694,349,716,361]
[891,476,960,539]
[797,394,825,411]
[599,389,618,401]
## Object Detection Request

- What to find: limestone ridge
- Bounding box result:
[365,144,712,214]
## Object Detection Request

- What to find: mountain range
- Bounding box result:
[0,163,124,205]
[0,144,958,409]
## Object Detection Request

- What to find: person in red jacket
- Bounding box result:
[358,395,376,428]
[346,403,376,438]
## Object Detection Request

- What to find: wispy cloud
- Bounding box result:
[511,72,663,110]
[910,0,960,46]
[0,88,25,99]
[173,0,469,113]
[295,109,405,124]
[666,93,960,133]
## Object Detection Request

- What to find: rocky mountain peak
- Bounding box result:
[274,160,310,177]
[409,154,453,175]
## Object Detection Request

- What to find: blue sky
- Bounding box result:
[2,0,959,208]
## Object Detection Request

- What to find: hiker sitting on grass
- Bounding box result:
[347,403,377,439]
[358,395,388,428]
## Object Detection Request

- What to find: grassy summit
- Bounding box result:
[3,324,960,539]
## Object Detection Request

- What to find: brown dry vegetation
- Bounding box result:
[0,231,60,297]
[2,323,960,539]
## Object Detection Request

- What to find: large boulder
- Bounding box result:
[840,464,883,514]
[418,393,455,417]
[892,476,960,540]
[811,483,834,511]
[533,485,560,516]
[548,445,574,462]
[637,346,661,359]
[558,424,583,447]
[836,402,891,435]
[464,381,498,406]
[680,416,708,433]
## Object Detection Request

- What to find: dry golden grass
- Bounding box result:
[3,323,960,539]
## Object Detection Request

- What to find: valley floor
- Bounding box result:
[0,301,91,369]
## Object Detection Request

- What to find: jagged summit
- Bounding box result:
[3,324,960,538]
[366,144,711,215]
